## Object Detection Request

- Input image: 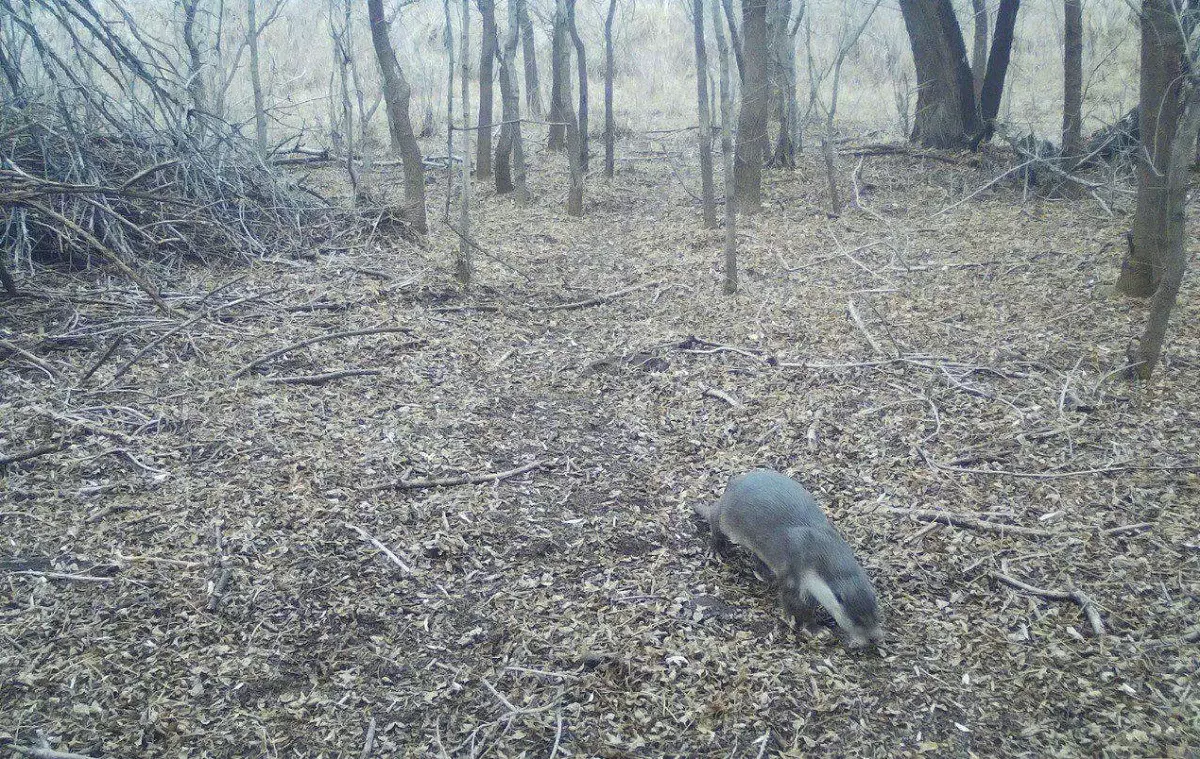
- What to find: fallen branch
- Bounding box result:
[0,441,69,468]
[346,522,414,573]
[0,337,60,379]
[5,744,100,759]
[231,326,416,379]
[11,571,115,583]
[206,567,233,612]
[886,507,1055,538]
[847,298,886,356]
[364,460,550,491]
[264,368,381,385]
[1099,522,1153,537]
[701,386,740,407]
[532,282,660,312]
[991,571,1105,637]
[918,450,1199,480]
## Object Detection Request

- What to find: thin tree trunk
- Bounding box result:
[554,0,583,215]
[974,0,1020,145]
[182,0,207,127]
[330,0,358,199]
[734,0,768,213]
[1118,0,1185,297]
[444,0,455,218]
[1062,0,1083,164]
[713,0,737,294]
[368,0,428,233]
[604,0,617,177]
[567,0,589,171]
[495,0,529,201]
[693,0,716,227]
[458,0,473,285]
[247,0,268,155]
[719,0,745,82]
[971,0,987,101]
[519,0,544,117]
[477,0,497,179]
[548,2,567,151]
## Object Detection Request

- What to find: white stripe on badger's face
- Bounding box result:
[801,572,867,646]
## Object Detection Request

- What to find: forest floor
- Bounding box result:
[2,135,1198,758]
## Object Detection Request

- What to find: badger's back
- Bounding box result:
[713,469,836,575]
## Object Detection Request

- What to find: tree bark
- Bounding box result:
[367,0,428,233]
[247,0,268,156]
[769,0,799,167]
[1062,0,1083,163]
[519,0,544,118]
[974,0,1020,144]
[495,0,529,200]
[604,0,617,177]
[1118,0,1186,297]
[458,0,473,285]
[444,0,455,218]
[719,0,745,82]
[554,0,583,214]
[898,0,978,149]
[182,0,208,124]
[548,0,568,151]
[970,0,987,100]
[477,0,498,180]
[567,0,589,171]
[693,0,716,227]
[735,0,768,213]
[713,0,738,294]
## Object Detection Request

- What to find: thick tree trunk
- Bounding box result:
[476,0,498,179]
[567,0,589,171]
[769,0,799,167]
[518,0,544,118]
[548,3,567,151]
[974,0,1020,144]
[495,0,528,200]
[367,0,428,233]
[554,0,583,214]
[1062,0,1083,163]
[247,0,268,156]
[692,0,716,227]
[735,0,768,213]
[604,0,616,177]
[970,0,987,100]
[1118,0,1186,297]
[898,0,978,149]
[713,0,737,293]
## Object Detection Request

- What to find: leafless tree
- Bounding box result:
[368,0,428,233]
[767,0,802,168]
[246,0,268,155]
[519,0,544,117]
[477,0,498,180]
[554,0,583,214]
[495,0,530,200]
[897,0,978,148]
[328,0,359,198]
[973,0,1020,145]
[444,0,455,217]
[712,0,737,293]
[458,0,474,284]
[971,0,987,100]
[734,0,767,213]
[1062,0,1082,163]
[548,0,568,151]
[567,0,589,171]
[181,0,208,126]
[1118,0,1200,379]
[604,0,617,177]
[692,0,716,227]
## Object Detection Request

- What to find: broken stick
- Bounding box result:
[887,507,1055,538]
[363,460,551,491]
[991,571,1105,637]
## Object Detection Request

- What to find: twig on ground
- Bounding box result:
[549,710,564,759]
[0,441,69,468]
[0,338,60,379]
[918,448,1199,479]
[206,566,233,612]
[78,332,127,384]
[358,716,377,759]
[991,571,1105,637]
[5,744,100,759]
[363,460,551,491]
[10,571,116,583]
[847,299,887,356]
[532,281,660,312]
[231,326,416,379]
[263,368,381,385]
[886,507,1056,538]
[701,386,740,407]
[346,522,414,573]
[1099,522,1153,537]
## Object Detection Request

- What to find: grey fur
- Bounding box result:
[698,468,884,648]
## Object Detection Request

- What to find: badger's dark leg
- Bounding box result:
[709,522,735,557]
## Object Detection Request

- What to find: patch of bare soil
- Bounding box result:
[2,137,1198,758]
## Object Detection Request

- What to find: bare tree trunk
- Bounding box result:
[770,0,800,167]
[548,2,567,151]
[713,0,737,294]
[554,0,583,215]
[567,0,589,171]
[458,0,473,285]
[1118,0,1185,297]
[329,0,358,199]
[1061,0,1082,164]
[477,0,498,180]
[898,0,978,148]
[604,0,617,177]
[368,0,428,233]
[247,0,268,155]
[444,0,455,218]
[719,0,745,82]
[692,0,716,227]
[182,0,208,126]
[734,0,768,213]
[495,0,529,200]
[519,0,544,118]
[971,0,987,101]
[974,0,1020,144]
